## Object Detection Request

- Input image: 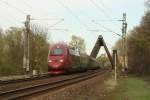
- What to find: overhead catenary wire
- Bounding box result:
[48,28,69,31]
[88,29,113,32]
[30,17,68,44]
[31,18,64,28]
[92,19,122,22]
[62,0,116,35]
[0,3,27,28]
[97,0,114,17]
[31,18,68,32]
[20,0,55,16]
[55,0,120,51]
[88,0,121,29]
[0,0,27,15]
[0,0,41,28]
[89,0,110,19]
[98,0,105,8]
[21,0,32,9]
[92,20,122,37]
[55,0,89,30]
[0,11,19,26]
[48,19,64,28]
[31,18,64,21]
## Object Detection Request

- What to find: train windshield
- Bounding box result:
[50,48,63,55]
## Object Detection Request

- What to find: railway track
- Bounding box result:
[0,73,50,86]
[0,70,108,100]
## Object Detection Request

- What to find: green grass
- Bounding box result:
[105,76,150,100]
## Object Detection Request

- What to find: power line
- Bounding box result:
[31,18,64,21]
[88,29,114,32]
[31,18,64,28]
[92,20,122,37]
[21,0,32,9]
[0,0,27,15]
[89,0,121,28]
[93,19,121,22]
[48,19,64,27]
[55,0,89,30]
[31,18,66,33]
[98,0,105,7]
[98,0,113,16]
[0,4,26,27]
[20,0,53,16]
[48,28,69,31]
[89,0,110,19]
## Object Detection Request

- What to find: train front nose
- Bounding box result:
[48,59,65,74]
[48,59,64,69]
[48,46,66,74]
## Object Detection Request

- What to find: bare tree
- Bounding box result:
[0,25,49,76]
[30,24,49,74]
[69,35,86,54]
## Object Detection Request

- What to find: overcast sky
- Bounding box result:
[0,0,145,55]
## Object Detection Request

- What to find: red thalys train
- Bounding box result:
[48,43,101,74]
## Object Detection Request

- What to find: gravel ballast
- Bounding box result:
[26,72,110,100]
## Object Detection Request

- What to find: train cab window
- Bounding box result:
[51,48,63,55]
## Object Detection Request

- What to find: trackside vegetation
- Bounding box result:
[114,1,150,75]
[0,25,49,76]
[105,76,150,100]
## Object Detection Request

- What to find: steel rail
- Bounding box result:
[0,70,108,100]
[0,73,50,86]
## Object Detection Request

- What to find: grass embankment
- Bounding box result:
[105,76,150,100]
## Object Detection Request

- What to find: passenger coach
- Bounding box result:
[48,43,101,74]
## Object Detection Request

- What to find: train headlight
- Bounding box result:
[59,59,63,62]
[48,60,52,62]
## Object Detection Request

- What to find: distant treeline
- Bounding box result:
[0,25,49,76]
[127,11,150,75]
